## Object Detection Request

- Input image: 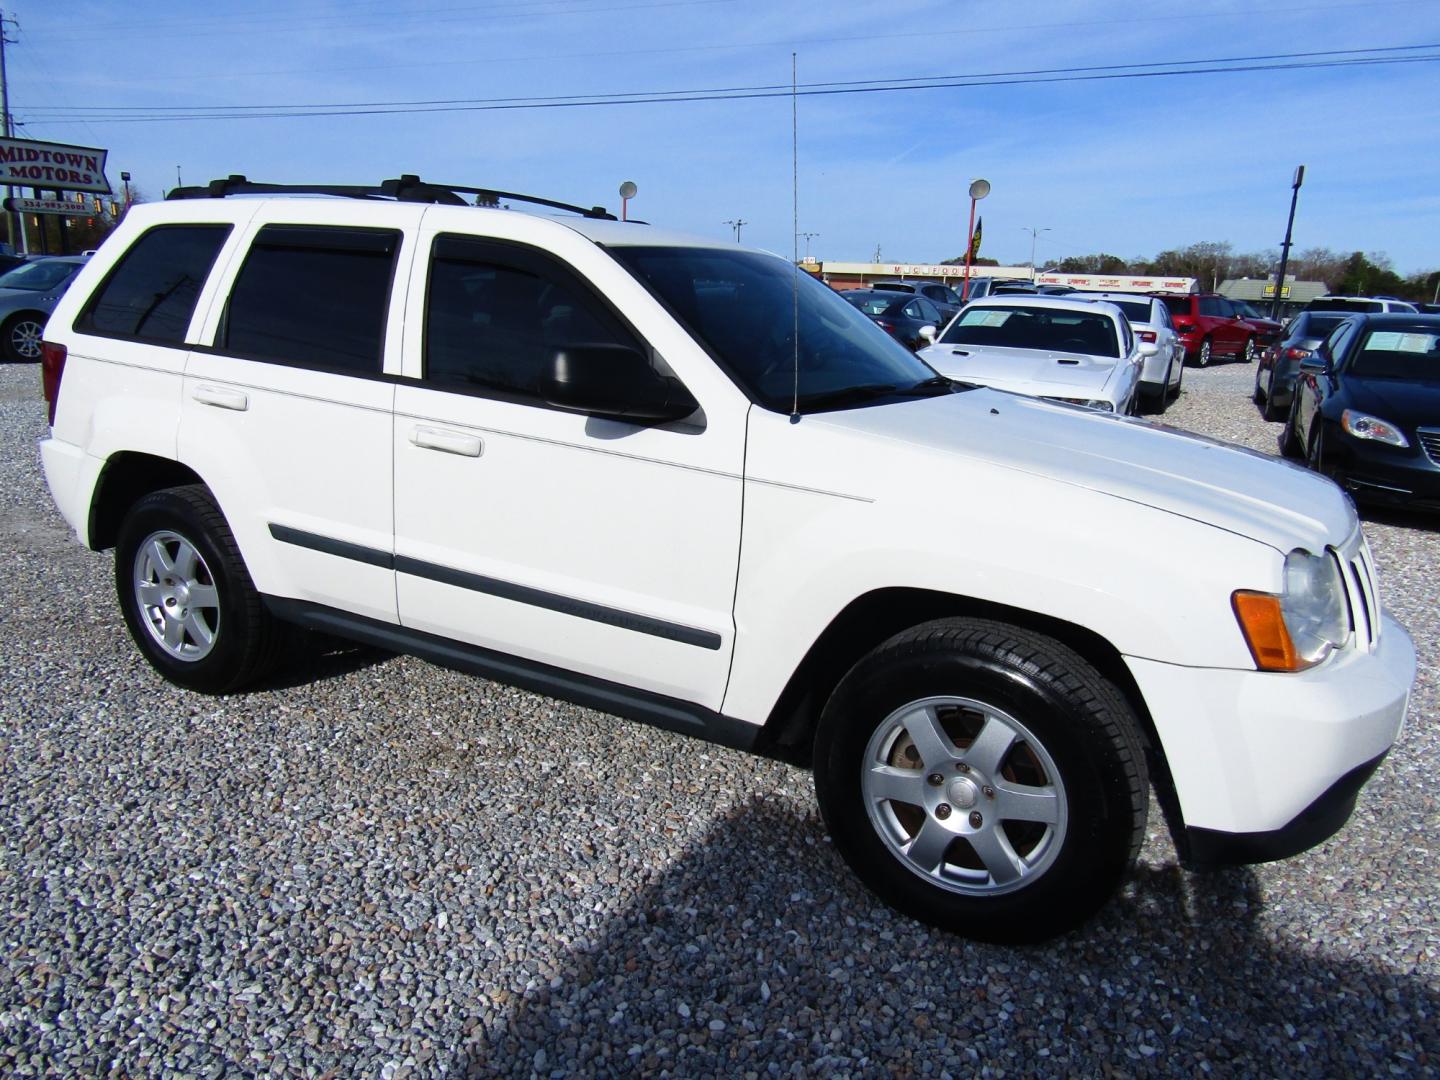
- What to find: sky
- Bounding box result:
[8,0,1440,274]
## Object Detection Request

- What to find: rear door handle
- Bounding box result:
[193,385,249,411]
[411,426,483,458]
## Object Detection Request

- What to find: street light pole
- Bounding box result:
[723,219,747,243]
[1270,165,1305,321]
[797,231,818,261]
[1023,226,1050,277]
[960,178,991,302]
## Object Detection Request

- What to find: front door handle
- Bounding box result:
[193,385,249,411]
[411,426,483,458]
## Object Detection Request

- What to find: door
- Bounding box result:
[181,205,421,624]
[391,220,748,709]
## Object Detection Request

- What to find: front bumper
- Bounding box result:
[1324,427,1440,511]
[1125,613,1413,851]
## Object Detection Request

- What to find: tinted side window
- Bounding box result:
[221,226,399,374]
[76,225,231,343]
[1325,320,1358,363]
[425,236,645,404]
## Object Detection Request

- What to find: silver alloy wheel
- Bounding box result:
[1198,338,1212,367]
[861,695,1068,897]
[1244,338,1256,362]
[10,318,43,360]
[132,530,221,661]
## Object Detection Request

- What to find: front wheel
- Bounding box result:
[2,313,45,362]
[1242,337,1256,363]
[813,619,1149,944]
[115,485,285,694]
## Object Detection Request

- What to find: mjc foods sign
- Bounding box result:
[0,137,110,195]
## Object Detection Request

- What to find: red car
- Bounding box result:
[1158,293,1265,367]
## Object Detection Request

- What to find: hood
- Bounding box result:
[919,343,1121,397]
[812,387,1354,552]
[1343,377,1440,428]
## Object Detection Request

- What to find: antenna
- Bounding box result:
[790,51,800,422]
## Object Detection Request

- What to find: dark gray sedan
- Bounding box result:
[1253,310,1356,421]
[0,256,89,361]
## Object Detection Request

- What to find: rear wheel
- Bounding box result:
[1279,399,1304,458]
[1262,375,1286,422]
[813,618,1148,944]
[2,313,45,362]
[1242,337,1256,363]
[115,485,286,694]
[1195,337,1212,367]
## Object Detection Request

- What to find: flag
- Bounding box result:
[969,216,983,260]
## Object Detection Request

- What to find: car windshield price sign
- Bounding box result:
[0,137,111,194]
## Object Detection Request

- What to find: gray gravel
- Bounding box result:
[1,358,1436,1078]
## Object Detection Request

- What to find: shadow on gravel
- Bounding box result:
[1359,504,1440,533]
[455,797,1434,1078]
[252,637,396,692]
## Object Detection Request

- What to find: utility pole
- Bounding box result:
[722,219,747,243]
[797,231,818,261]
[0,7,23,255]
[873,243,882,264]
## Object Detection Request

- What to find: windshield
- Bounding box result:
[0,260,78,292]
[609,247,946,412]
[939,304,1121,358]
[843,292,901,316]
[1294,313,1351,340]
[870,282,914,293]
[1348,329,1440,380]
[1232,301,1264,318]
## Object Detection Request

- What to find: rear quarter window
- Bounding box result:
[75,225,232,343]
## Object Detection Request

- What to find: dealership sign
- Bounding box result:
[0,137,110,194]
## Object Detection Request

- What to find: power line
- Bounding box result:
[21,45,1440,126]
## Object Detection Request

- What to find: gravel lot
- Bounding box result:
[1,358,1435,1078]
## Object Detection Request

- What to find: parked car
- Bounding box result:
[1079,292,1184,412]
[868,280,964,321]
[1253,311,1357,421]
[38,176,1414,943]
[1228,299,1284,348]
[1306,295,1419,315]
[1160,293,1261,366]
[916,295,1144,413]
[0,255,88,361]
[841,288,944,350]
[1281,313,1440,510]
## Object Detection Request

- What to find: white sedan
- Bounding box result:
[1078,292,1184,412]
[918,295,1146,414]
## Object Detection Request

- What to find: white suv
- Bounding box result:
[38,176,1414,943]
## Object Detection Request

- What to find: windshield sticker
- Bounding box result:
[959,309,1012,327]
[1365,332,1439,354]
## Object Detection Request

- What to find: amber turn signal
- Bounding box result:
[1231,591,1304,672]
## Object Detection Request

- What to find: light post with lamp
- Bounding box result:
[619,180,637,222]
[1023,225,1050,279]
[961,178,990,301]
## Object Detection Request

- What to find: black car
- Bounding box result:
[1281,313,1440,510]
[869,279,964,321]
[1253,310,1357,420]
[840,289,946,350]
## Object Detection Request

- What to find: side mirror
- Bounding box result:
[918,325,937,343]
[1298,353,1328,374]
[542,344,699,425]
[1138,341,1159,357]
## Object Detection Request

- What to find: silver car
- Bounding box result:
[1078,292,1184,413]
[0,256,89,361]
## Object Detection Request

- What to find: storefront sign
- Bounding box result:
[0,137,110,194]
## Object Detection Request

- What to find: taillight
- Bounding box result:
[1138,330,1157,343]
[41,341,67,426]
[874,320,897,335]
[1285,346,1313,360]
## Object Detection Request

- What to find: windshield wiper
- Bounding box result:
[793,383,899,411]
[895,375,953,396]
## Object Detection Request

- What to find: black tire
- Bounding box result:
[1169,356,1184,400]
[813,618,1148,944]
[115,484,285,694]
[2,312,46,362]
[1307,423,1326,475]
[1262,379,1286,422]
[1252,367,1265,405]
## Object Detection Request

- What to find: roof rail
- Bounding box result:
[166,174,619,221]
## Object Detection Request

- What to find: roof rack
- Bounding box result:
[166,174,619,220]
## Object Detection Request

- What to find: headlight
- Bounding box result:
[1341,409,1408,447]
[1044,397,1114,411]
[1232,549,1349,671]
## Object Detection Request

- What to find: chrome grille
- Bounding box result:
[1334,530,1381,652]
[1419,427,1440,467]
